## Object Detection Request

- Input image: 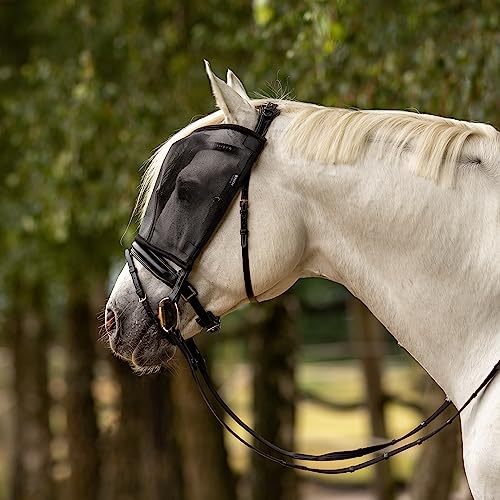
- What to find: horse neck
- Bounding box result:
[293,154,500,405]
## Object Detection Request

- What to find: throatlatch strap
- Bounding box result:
[240,102,280,302]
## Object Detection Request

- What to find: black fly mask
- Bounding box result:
[137,126,266,271]
[126,102,280,337]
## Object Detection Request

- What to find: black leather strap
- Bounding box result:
[189,355,499,472]
[255,102,280,136]
[189,294,220,332]
[131,241,182,291]
[240,180,256,301]
[240,102,280,302]
[126,248,147,302]
[129,245,220,333]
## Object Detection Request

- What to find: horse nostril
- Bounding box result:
[105,308,117,335]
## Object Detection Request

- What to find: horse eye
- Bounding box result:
[176,177,201,203]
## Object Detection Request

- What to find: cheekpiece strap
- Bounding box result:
[125,248,147,302]
[240,102,280,302]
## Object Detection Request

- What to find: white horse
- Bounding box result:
[106,62,500,498]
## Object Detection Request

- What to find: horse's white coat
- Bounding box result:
[109,65,500,498]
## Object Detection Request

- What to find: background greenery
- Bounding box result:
[0,1,498,499]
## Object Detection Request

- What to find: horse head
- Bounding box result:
[105,62,305,372]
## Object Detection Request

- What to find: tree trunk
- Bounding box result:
[348,296,395,500]
[410,379,460,500]
[249,297,298,500]
[8,284,54,500]
[455,433,474,500]
[64,279,100,500]
[105,358,144,500]
[172,336,237,500]
[141,372,184,500]
[106,358,184,500]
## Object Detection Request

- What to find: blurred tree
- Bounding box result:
[7,284,54,500]
[250,0,499,124]
[105,359,184,500]
[140,373,185,500]
[64,278,100,499]
[103,359,144,500]
[348,297,395,500]
[249,297,298,500]
[172,337,237,500]
[409,380,462,500]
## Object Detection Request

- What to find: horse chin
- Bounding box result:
[109,320,177,374]
[131,332,177,373]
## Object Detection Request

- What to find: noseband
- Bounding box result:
[125,103,500,473]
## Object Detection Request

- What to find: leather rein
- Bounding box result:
[125,102,500,473]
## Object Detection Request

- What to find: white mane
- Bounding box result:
[285,104,499,185]
[137,101,499,219]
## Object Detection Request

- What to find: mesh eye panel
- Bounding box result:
[137,125,267,270]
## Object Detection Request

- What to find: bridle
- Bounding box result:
[124,102,500,473]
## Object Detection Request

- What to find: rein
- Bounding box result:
[124,102,500,473]
[125,249,499,473]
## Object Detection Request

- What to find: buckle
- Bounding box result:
[196,312,220,333]
[206,320,221,334]
[240,199,248,213]
[182,283,198,302]
[158,297,180,333]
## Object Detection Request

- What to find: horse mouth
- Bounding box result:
[105,307,176,373]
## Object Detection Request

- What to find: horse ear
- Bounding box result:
[226,69,250,100]
[204,60,257,128]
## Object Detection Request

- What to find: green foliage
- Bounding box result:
[0,0,498,330]
[1,7,495,498]
[0,0,255,286]
[250,0,499,123]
